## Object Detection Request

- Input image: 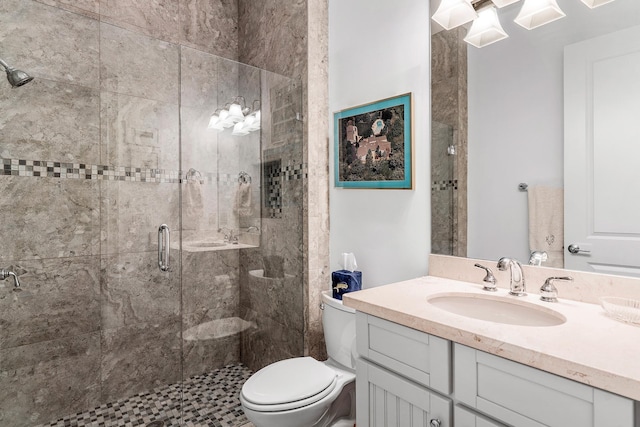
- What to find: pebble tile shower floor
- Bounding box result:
[38,365,254,427]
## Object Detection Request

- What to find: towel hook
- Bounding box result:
[518,183,528,192]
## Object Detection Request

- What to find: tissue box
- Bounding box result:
[331,270,362,300]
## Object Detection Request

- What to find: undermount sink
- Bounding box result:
[428,292,566,327]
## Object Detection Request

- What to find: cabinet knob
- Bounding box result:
[430,419,441,427]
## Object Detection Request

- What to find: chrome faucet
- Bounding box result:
[219,227,238,244]
[0,269,21,288]
[528,251,548,266]
[497,257,526,296]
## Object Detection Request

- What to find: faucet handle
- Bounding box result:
[474,263,498,292]
[540,276,573,302]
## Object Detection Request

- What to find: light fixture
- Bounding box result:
[244,100,261,132]
[514,0,566,30]
[435,0,615,48]
[432,0,478,30]
[464,6,509,48]
[232,121,249,136]
[491,0,520,6]
[580,0,615,8]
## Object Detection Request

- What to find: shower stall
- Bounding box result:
[0,1,305,425]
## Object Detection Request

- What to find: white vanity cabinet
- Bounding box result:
[356,312,638,427]
[356,312,453,426]
[454,343,637,427]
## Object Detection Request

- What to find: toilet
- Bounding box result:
[240,290,357,427]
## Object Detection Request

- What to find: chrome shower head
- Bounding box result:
[0,57,34,88]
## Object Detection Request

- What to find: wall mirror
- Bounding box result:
[431,0,640,277]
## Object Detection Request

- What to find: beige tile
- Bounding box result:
[0,333,101,427]
[101,181,180,255]
[0,0,100,88]
[0,256,100,349]
[0,177,100,262]
[100,91,179,169]
[35,0,100,19]
[179,0,239,60]
[0,79,100,163]
[99,0,180,43]
[100,23,179,104]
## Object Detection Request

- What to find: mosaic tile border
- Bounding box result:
[431,179,458,191]
[0,158,308,184]
[39,364,253,427]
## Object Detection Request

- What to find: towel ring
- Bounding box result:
[239,171,251,184]
[186,168,203,182]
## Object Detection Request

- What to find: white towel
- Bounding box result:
[183,180,204,230]
[528,186,564,268]
[234,182,252,218]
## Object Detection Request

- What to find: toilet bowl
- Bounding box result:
[240,291,357,427]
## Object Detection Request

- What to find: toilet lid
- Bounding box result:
[242,357,337,406]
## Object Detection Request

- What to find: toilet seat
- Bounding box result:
[241,357,338,412]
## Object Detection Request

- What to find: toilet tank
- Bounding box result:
[321,290,356,370]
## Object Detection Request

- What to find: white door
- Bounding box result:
[564,25,640,276]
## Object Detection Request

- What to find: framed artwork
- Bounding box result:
[334,93,412,189]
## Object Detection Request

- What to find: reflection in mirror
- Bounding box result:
[431,0,640,277]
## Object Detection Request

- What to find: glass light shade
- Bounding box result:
[218,109,235,128]
[491,0,521,7]
[464,7,509,48]
[227,103,245,123]
[245,111,261,131]
[580,0,615,8]
[432,0,478,30]
[207,114,220,129]
[232,121,249,136]
[514,0,565,30]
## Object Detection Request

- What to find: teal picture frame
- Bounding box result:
[334,93,413,189]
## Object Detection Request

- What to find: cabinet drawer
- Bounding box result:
[357,358,452,427]
[454,405,507,427]
[454,344,636,427]
[356,312,451,394]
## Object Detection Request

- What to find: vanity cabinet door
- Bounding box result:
[357,358,452,427]
[356,312,451,394]
[454,405,508,427]
[454,344,636,427]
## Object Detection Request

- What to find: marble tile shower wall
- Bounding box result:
[0,0,243,425]
[239,75,305,372]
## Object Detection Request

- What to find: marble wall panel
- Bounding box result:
[180,46,220,110]
[179,0,239,61]
[100,319,181,402]
[0,79,100,164]
[0,0,99,88]
[100,91,179,170]
[180,106,220,176]
[99,0,180,44]
[0,178,99,262]
[238,0,307,78]
[101,181,179,255]
[34,0,100,19]
[0,333,101,426]
[181,250,239,317]
[239,306,303,372]
[100,252,180,330]
[0,256,100,349]
[100,23,180,105]
[182,332,240,378]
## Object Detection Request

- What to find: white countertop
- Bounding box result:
[342,276,640,401]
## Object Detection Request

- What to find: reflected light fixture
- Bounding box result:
[432,0,478,30]
[464,6,509,48]
[433,0,616,48]
[514,0,565,30]
[580,0,615,8]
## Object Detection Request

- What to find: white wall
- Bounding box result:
[328,0,431,288]
[468,0,640,263]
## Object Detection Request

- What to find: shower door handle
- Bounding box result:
[158,224,170,272]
